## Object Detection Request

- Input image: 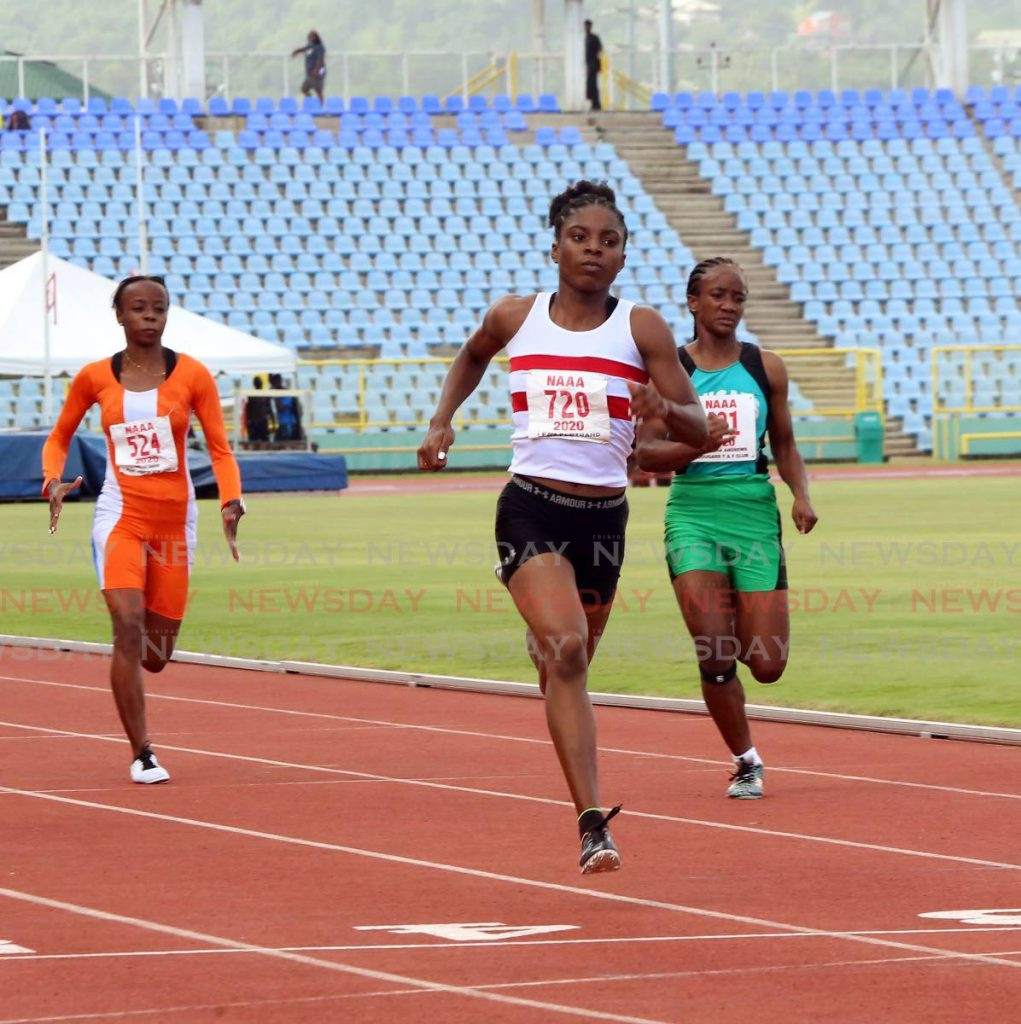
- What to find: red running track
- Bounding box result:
[0,650,1019,1023]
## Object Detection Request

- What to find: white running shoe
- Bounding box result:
[130,747,170,784]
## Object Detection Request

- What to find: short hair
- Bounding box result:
[548,179,628,246]
[111,275,169,311]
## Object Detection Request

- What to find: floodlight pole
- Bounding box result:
[40,127,52,422]
[926,0,969,98]
[135,116,149,274]
[532,0,545,94]
[659,0,674,95]
[138,0,205,102]
[628,0,637,108]
[564,0,585,110]
[138,0,149,98]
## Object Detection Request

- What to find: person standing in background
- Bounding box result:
[291,30,326,104]
[244,376,274,446]
[584,20,603,112]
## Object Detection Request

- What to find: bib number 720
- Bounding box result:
[545,389,591,420]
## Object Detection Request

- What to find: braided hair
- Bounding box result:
[548,180,628,247]
[686,256,743,340]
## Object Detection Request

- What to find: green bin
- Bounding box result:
[853,411,884,464]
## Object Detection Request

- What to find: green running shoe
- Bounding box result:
[727,761,764,799]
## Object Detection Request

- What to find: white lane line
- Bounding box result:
[2,674,1018,802]
[474,950,1021,990]
[0,989,415,1024]
[0,887,673,1024]
[1,718,1019,874]
[2,785,1020,971]
[7,925,1021,963]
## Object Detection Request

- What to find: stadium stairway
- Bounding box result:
[0,216,36,269]
[588,110,919,456]
[976,122,1021,212]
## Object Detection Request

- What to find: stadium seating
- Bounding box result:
[2,94,744,436]
[5,87,1019,449]
[653,86,1021,449]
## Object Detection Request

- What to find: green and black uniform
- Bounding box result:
[664,342,787,592]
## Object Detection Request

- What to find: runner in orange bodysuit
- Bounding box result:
[43,276,245,784]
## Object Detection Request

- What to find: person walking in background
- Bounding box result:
[635,257,818,800]
[291,30,326,104]
[418,181,709,873]
[584,20,603,111]
[43,275,245,785]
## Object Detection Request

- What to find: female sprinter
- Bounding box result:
[44,275,245,784]
[636,257,818,799]
[418,181,709,873]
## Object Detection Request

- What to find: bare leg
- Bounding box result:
[102,589,150,757]
[509,556,613,814]
[672,570,755,756]
[735,588,790,684]
[142,610,182,674]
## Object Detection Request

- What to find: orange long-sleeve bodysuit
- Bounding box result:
[43,352,242,619]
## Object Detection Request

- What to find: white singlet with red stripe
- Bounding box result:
[507,292,648,488]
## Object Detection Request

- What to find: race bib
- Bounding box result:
[110,415,178,476]
[525,369,612,443]
[694,391,759,463]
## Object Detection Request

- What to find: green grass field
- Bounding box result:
[2,473,1018,726]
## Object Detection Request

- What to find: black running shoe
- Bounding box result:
[579,805,622,874]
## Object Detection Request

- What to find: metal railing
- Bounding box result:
[2,42,1018,107]
[296,348,883,435]
[930,345,1021,459]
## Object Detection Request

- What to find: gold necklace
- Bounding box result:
[123,350,166,378]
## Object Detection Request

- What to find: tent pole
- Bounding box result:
[40,126,53,424]
[135,115,149,274]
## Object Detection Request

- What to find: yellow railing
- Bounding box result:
[298,348,883,439]
[443,52,517,106]
[960,431,1021,455]
[930,345,1021,459]
[604,60,652,111]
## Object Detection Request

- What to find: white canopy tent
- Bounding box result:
[0,252,295,387]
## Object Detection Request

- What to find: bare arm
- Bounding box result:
[635,412,736,472]
[191,361,245,559]
[42,368,94,532]
[627,305,708,449]
[417,295,529,471]
[762,351,817,534]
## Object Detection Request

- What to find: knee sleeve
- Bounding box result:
[700,662,737,685]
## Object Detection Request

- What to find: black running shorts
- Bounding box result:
[494,474,629,608]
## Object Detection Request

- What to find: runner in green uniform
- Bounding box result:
[636,257,818,798]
